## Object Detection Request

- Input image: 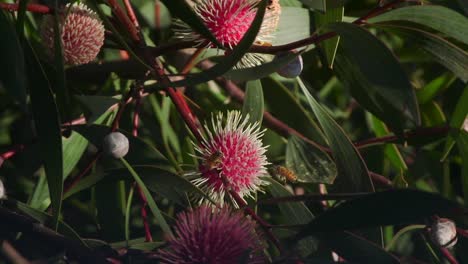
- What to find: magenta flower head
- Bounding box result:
[174,0,281,67]
[193,111,269,206]
[158,206,265,264]
[41,3,105,66]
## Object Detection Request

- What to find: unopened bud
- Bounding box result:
[431,218,457,248]
[103,132,129,159]
[276,53,303,78]
[0,179,6,199]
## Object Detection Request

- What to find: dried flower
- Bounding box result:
[174,0,281,67]
[41,3,105,65]
[193,111,269,206]
[431,218,457,248]
[158,206,265,264]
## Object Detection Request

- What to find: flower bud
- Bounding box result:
[0,179,6,199]
[103,132,129,159]
[276,53,303,78]
[40,3,105,65]
[431,218,457,248]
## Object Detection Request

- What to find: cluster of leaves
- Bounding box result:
[0,0,467,263]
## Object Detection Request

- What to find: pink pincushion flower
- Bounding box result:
[157,206,265,264]
[193,111,269,205]
[41,3,105,65]
[174,0,281,67]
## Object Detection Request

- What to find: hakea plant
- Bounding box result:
[192,111,269,206]
[157,205,265,264]
[41,2,105,66]
[174,0,281,67]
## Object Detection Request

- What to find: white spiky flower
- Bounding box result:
[174,0,281,68]
[192,111,269,206]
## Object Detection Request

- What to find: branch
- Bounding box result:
[0,3,51,13]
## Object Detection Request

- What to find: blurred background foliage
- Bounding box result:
[0,0,467,263]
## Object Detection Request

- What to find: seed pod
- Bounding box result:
[276,53,303,78]
[103,132,129,159]
[431,218,457,248]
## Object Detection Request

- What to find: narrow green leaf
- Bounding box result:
[416,73,455,105]
[160,0,222,47]
[63,132,88,179]
[297,78,374,192]
[121,158,173,237]
[297,189,461,236]
[15,0,29,36]
[457,132,468,205]
[377,25,468,82]
[262,77,326,144]
[125,184,135,244]
[314,0,343,68]
[319,231,400,264]
[441,87,468,160]
[368,5,468,45]
[242,80,264,125]
[52,4,71,121]
[327,22,420,130]
[75,95,120,124]
[26,41,63,230]
[420,101,446,127]
[0,11,27,108]
[12,200,86,245]
[273,7,311,45]
[300,0,326,12]
[369,115,407,171]
[285,135,337,184]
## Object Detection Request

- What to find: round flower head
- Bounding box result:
[193,111,269,206]
[158,206,265,264]
[174,0,281,67]
[41,3,105,65]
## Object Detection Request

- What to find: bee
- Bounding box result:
[204,150,223,171]
[271,165,298,183]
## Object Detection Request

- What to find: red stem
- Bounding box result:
[106,0,140,43]
[440,247,459,264]
[0,3,51,13]
[131,93,153,242]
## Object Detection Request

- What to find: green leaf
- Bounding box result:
[300,0,326,12]
[149,0,268,90]
[377,25,468,82]
[318,231,400,264]
[63,132,88,179]
[297,78,374,192]
[416,73,455,105]
[314,0,343,68]
[368,114,407,171]
[26,41,63,230]
[121,158,173,237]
[274,7,311,45]
[0,10,27,108]
[266,178,318,257]
[52,7,71,121]
[223,52,301,81]
[368,5,468,45]
[262,77,325,144]
[457,132,468,205]
[11,200,86,245]
[420,101,446,127]
[327,22,420,131]
[297,189,461,236]
[160,0,222,48]
[285,135,337,184]
[441,86,468,161]
[242,80,264,125]
[75,95,120,124]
